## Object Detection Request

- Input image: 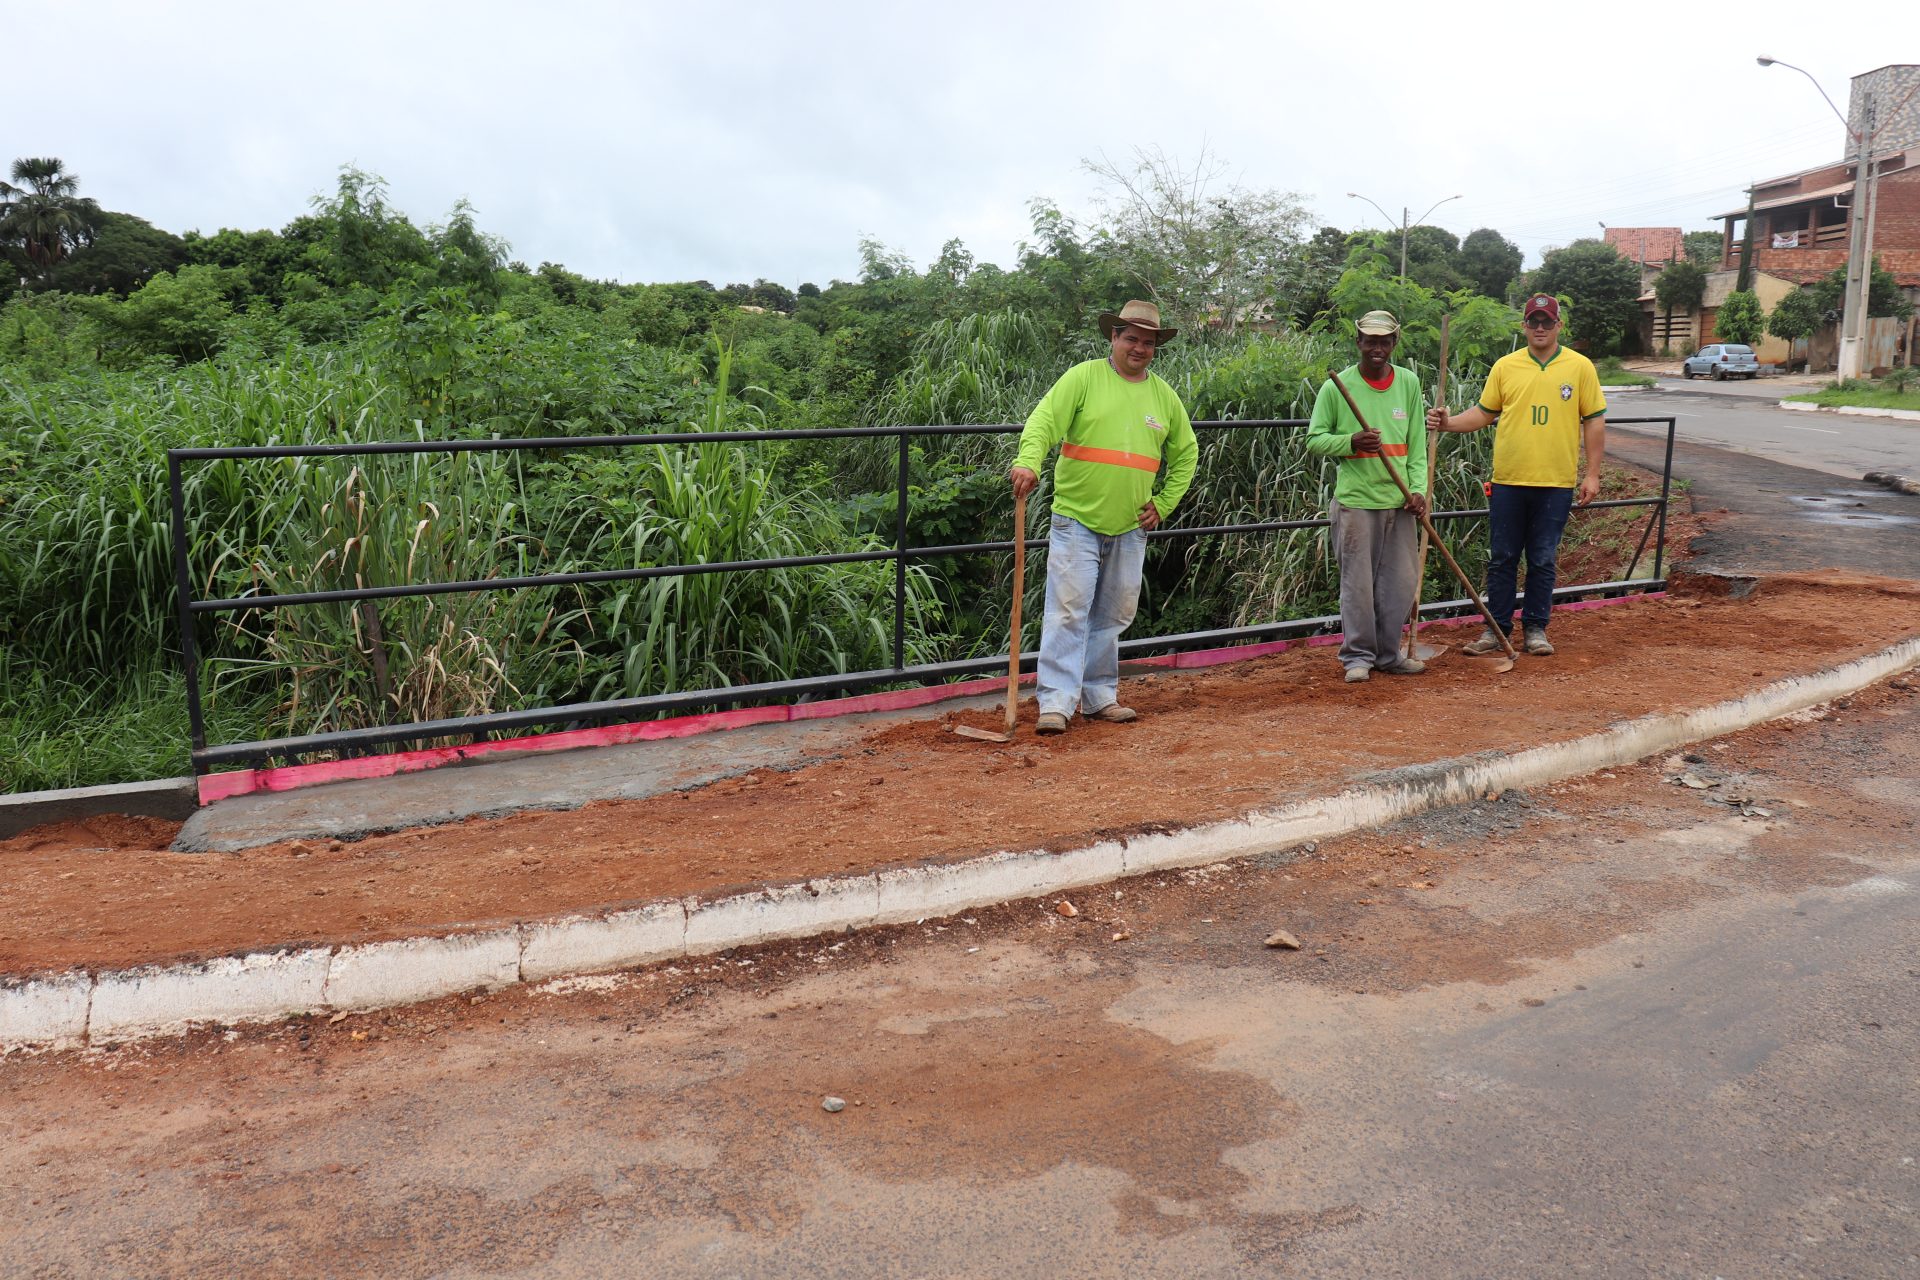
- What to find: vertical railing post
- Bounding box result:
[1653,417,1676,582]
[168,452,208,767]
[893,429,909,671]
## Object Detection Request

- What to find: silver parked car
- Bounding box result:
[1682,343,1761,380]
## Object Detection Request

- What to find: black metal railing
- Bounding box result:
[169,416,1677,774]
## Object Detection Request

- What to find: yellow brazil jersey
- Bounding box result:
[1476,345,1607,487]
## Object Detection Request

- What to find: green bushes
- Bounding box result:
[6,295,1522,791]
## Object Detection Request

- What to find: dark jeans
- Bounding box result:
[1485,483,1574,634]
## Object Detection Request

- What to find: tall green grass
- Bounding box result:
[4,316,1510,791]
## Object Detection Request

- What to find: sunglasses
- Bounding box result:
[1524,315,1559,329]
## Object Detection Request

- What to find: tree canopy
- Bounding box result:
[1522,240,1643,355]
[1715,290,1764,347]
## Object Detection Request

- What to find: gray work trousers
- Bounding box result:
[1331,500,1419,670]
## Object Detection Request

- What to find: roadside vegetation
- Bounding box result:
[1785,369,1920,413]
[1594,357,1655,387]
[4,153,1662,791]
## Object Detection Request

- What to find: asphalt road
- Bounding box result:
[1608,382,1920,581]
[1613,378,1919,481]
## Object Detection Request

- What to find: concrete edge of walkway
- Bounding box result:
[0,777,198,842]
[1779,398,1920,422]
[7,635,1919,1053]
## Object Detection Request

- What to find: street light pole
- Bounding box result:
[1347,191,1463,280]
[1758,56,1878,379]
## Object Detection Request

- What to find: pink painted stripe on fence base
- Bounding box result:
[196,592,1663,805]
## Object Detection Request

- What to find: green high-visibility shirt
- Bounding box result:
[1014,358,1199,536]
[1305,364,1429,510]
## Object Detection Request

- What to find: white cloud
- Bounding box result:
[9,0,1906,283]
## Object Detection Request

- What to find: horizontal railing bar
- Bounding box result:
[200,490,1662,613]
[167,418,1326,464]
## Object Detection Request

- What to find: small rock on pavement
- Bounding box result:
[822,1096,846,1113]
[1265,929,1303,950]
[1056,900,1079,918]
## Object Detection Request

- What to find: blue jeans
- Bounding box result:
[1036,514,1146,717]
[1486,483,1575,633]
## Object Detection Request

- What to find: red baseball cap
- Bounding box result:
[1524,293,1561,322]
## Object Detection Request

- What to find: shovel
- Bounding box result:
[1404,315,1449,662]
[954,488,1028,741]
[1327,374,1517,673]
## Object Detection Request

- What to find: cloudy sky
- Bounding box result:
[7,0,1907,288]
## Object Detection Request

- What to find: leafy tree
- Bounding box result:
[281,167,431,293]
[1652,259,1705,352]
[180,226,301,305]
[1811,256,1913,321]
[1083,145,1310,334]
[1521,239,1642,355]
[1682,231,1723,269]
[857,237,913,283]
[47,211,185,295]
[1715,290,1764,347]
[718,278,797,312]
[1287,225,1355,326]
[83,264,238,363]
[1765,287,1821,354]
[1321,240,1443,347]
[1401,224,1463,294]
[1653,259,1706,314]
[1458,228,1523,300]
[1,157,102,286]
[429,200,508,304]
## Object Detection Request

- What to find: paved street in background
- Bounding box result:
[1611,379,1918,481]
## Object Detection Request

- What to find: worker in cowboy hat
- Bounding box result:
[1010,299,1199,734]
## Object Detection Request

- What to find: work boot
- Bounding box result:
[1461,627,1507,657]
[1523,626,1555,656]
[1376,656,1426,675]
[1344,665,1371,684]
[1035,711,1069,735]
[1085,703,1137,723]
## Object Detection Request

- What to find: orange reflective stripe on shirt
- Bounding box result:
[1343,443,1410,460]
[1060,442,1160,473]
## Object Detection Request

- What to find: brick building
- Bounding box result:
[1714,64,1920,295]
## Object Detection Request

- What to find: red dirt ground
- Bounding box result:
[5,553,1919,975]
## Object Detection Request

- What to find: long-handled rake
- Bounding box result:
[1327,374,1518,674]
[954,488,1028,741]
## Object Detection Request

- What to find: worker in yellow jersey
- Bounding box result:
[1426,293,1606,657]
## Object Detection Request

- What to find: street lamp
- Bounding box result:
[1756,55,1914,379]
[1347,191,1464,279]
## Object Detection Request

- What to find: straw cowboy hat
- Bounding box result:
[1097,299,1179,343]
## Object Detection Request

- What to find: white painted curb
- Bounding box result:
[1780,399,1920,422]
[0,972,92,1050]
[325,930,520,1012]
[8,635,1918,1051]
[521,902,686,982]
[89,949,331,1044]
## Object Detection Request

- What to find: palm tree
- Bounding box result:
[0,157,101,283]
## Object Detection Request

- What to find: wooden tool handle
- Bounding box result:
[1005,488,1026,733]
